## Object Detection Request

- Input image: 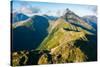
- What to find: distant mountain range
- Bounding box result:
[12,12,29,23]
[82,15,97,29]
[11,8,97,66]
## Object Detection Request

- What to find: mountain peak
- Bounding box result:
[62,8,80,21]
[65,8,73,14]
[61,8,95,32]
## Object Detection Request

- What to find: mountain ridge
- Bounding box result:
[12,8,97,66]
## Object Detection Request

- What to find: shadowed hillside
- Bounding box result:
[12,15,49,51]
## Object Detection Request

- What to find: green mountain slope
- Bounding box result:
[36,18,97,64]
[12,9,97,66]
[37,18,92,50]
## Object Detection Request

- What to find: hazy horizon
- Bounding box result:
[12,1,97,17]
